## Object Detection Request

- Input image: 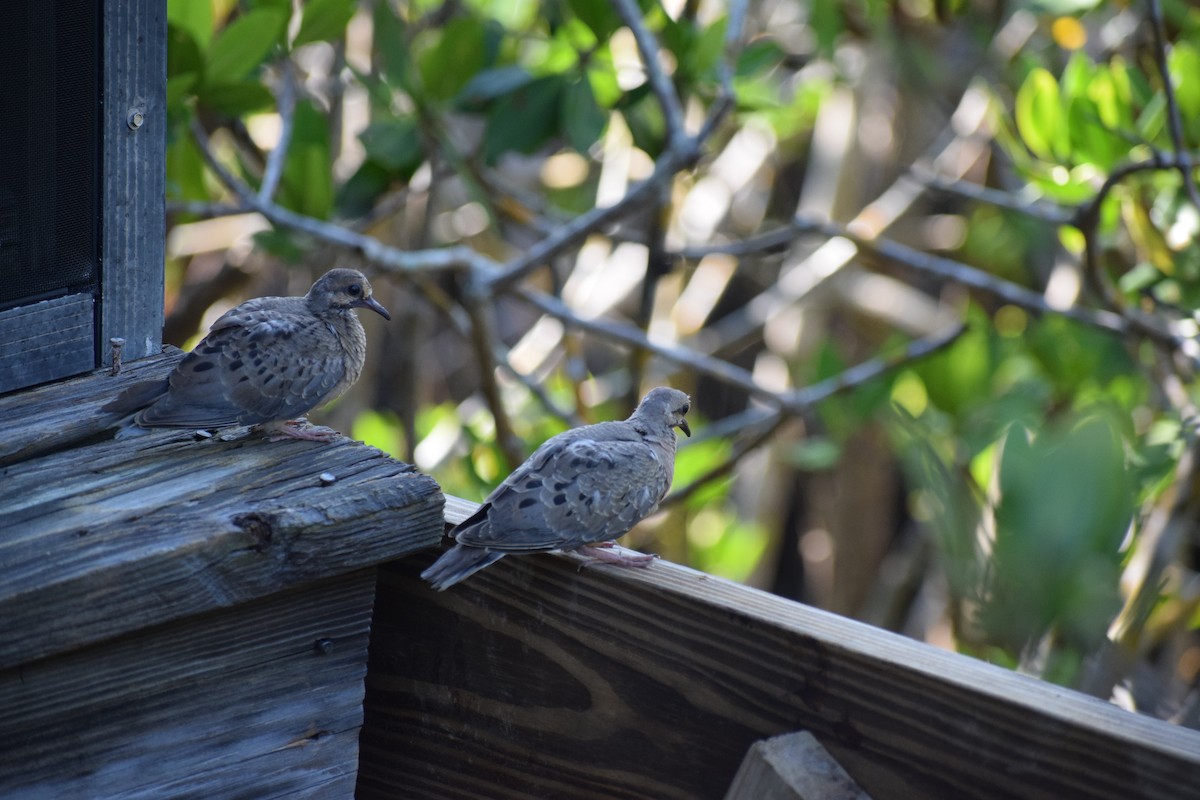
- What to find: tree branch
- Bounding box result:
[259,61,297,203]
[1148,0,1200,213]
[611,0,688,149]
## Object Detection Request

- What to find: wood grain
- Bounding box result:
[0,570,375,800]
[0,293,95,394]
[100,0,165,365]
[0,427,443,671]
[0,349,445,670]
[357,530,1200,800]
[0,349,184,466]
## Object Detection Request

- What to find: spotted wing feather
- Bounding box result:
[453,426,671,553]
[136,299,348,428]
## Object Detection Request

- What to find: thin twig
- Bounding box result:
[697,0,749,143]
[667,323,967,503]
[1148,0,1200,212]
[259,61,297,203]
[189,117,490,276]
[799,214,1183,346]
[914,166,1073,226]
[481,150,692,291]
[666,410,786,505]
[611,0,688,148]
[461,290,526,469]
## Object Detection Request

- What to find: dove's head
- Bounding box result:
[635,387,692,438]
[308,268,391,321]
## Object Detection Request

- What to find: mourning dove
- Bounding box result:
[422,387,692,590]
[103,268,390,441]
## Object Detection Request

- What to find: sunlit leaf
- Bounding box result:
[205,7,287,85]
[562,76,607,152]
[293,0,356,47]
[1015,68,1069,161]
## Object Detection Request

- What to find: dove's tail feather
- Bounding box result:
[421,545,507,591]
[101,378,170,420]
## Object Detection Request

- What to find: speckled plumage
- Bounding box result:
[422,387,692,590]
[103,268,389,439]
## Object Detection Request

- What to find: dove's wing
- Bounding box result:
[137,299,349,428]
[453,430,672,553]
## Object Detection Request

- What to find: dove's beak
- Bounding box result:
[678,419,691,437]
[357,296,391,321]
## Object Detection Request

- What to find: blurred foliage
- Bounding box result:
[164,0,1200,724]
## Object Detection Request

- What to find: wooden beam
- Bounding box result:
[100,0,166,364]
[724,731,871,800]
[0,351,445,669]
[0,570,375,799]
[358,498,1200,800]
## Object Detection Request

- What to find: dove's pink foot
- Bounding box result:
[262,420,341,443]
[576,542,657,568]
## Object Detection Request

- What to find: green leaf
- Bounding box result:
[561,76,607,152]
[205,8,288,84]
[619,86,666,157]
[458,66,535,106]
[166,133,209,204]
[987,413,1131,651]
[372,1,411,91]
[252,228,306,263]
[198,81,276,116]
[168,0,213,50]
[566,0,622,40]
[1169,43,1200,139]
[1015,68,1069,161]
[336,161,394,219]
[294,0,356,47]
[167,23,203,80]
[359,118,424,173]
[484,76,564,163]
[418,17,489,101]
[736,38,785,78]
[278,100,333,218]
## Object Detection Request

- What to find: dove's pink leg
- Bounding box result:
[262,419,341,443]
[576,542,657,567]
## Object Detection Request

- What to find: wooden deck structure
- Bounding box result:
[3,353,1200,798]
[0,352,443,798]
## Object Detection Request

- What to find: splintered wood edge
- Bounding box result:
[439,492,1200,764]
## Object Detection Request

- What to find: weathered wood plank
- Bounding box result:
[0,570,375,800]
[100,0,165,365]
[357,512,1200,800]
[724,732,871,800]
[0,348,183,466]
[0,423,443,670]
[0,293,95,394]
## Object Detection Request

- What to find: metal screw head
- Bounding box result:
[127,109,144,130]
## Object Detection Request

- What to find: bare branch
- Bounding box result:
[611,0,687,148]
[259,61,297,203]
[914,166,1073,226]
[460,290,526,470]
[697,0,749,144]
[1148,0,1200,212]
[481,151,691,292]
[666,410,786,505]
[799,215,1183,348]
[189,118,491,276]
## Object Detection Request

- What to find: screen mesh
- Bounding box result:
[0,0,100,311]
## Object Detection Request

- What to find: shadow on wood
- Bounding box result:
[357,496,1200,800]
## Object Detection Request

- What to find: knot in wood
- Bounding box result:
[232,512,275,552]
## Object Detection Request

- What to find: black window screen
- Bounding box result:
[0,0,100,312]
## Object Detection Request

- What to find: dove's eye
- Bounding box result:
[347,284,363,297]
[680,403,690,415]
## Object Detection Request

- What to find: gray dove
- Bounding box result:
[422,387,691,590]
[103,268,390,441]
